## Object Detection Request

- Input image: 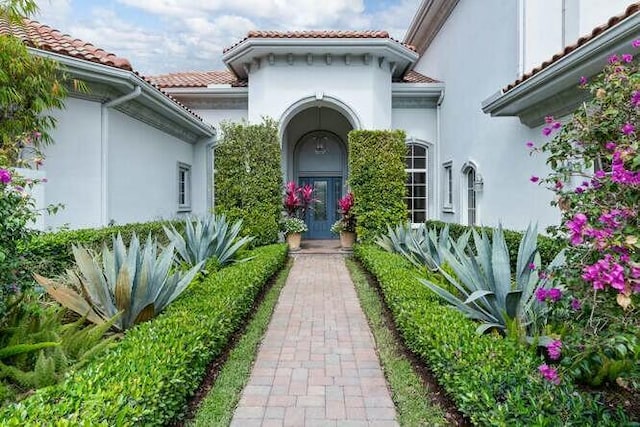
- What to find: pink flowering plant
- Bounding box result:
[331,192,356,234]
[282,181,317,219]
[529,40,640,387]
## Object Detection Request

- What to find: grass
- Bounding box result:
[345,257,451,426]
[189,259,293,426]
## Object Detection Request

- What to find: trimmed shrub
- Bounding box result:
[214,119,282,246]
[20,220,180,278]
[354,245,625,425]
[425,220,565,271]
[1,244,287,426]
[348,130,407,242]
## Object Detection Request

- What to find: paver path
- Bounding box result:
[231,254,399,427]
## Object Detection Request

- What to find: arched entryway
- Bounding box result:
[282,104,355,239]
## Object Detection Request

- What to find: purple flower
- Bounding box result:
[594,170,606,180]
[554,180,563,190]
[548,288,562,302]
[0,169,11,184]
[538,364,560,385]
[542,127,552,136]
[634,39,640,48]
[535,288,548,302]
[570,298,582,311]
[566,213,588,245]
[552,121,562,129]
[547,340,563,360]
[605,141,617,151]
[529,263,536,271]
[608,54,619,64]
[579,76,588,86]
[544,116,555,124]
[621,122,635,135]
[631,91,640,107]
[526,141,535,149]
[575,187,584,194]
[622,53,633,63]
[530,176,540,183]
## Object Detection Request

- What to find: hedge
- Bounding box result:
[20,220,181,278]
[1,244,288,426]
[425,220,566,271]
[354,245,625,426]
[214,119,282,247]
[348,130,408,242]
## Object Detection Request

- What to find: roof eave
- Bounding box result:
[30,48,215,138]
[481,12,640,127]
[403,0,460,56]
[222,38,419,80]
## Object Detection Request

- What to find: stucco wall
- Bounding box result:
[107,109,197,225]
[42,97,103,229]
[415,0,560,230]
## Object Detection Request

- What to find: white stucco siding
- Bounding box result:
[107,109,196,225]
[42,97,102,229]
[195,109,248,133]
[247,59,392,129]
[415,0,560,230]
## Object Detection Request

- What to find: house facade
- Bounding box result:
[5,0,639,236]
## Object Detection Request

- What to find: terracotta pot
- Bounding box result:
[286,232,302,251]
[339,231,356,251]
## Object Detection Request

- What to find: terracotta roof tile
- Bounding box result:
[147,70,247,88]
[504,2,640,92]
[0,18,132,71]
[0,18,207,125]
[224,30,416,53]
[397,70,439,83]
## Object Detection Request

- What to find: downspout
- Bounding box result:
[205,136,217,212]
[100,86,142,225]
[436,89,444,220]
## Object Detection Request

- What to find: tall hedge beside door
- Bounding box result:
[348,130,408,242]
[214,119,282,246]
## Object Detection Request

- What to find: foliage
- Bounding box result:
[280,217,307,234]
[331,192,355,234]
[420,224,566,339]
[163,215,253,269]
[529,40,640,388]
[348,130,407,242]
[20,220,180,279]
[1,244,287,426]
[376,222,470,271]
[0,1,38,24]
[354,245,627,425]
[282,181,316,219]
[214,119,282,247]
[0,292,115,405]
[34,233,202,331]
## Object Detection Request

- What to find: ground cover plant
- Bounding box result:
[1,244,287,425]
[526,40,640,414]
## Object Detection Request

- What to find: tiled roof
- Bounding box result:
[224,30,416,53]
[148,70,247,88]
[504,2,640,92]
[0,18,132,71]
[398,70,439,83]
[0,18,207,125]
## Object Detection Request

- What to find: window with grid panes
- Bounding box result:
[405,143,428,223]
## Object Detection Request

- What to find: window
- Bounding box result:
[442,161,453,212]
[405,143,428,223]
[177,162,191,212]
[466,167,476,225]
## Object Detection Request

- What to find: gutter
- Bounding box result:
[100,86,142,225]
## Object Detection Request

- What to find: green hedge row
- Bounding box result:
[425,220,565,270]
[354,245,623,426]
[1,244,288,426]
[20,220,182,278]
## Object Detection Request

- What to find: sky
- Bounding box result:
[34,0,421,76]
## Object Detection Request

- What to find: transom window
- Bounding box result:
[405,143,428,223]
[177,162,191,212]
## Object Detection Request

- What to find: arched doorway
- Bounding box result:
[283,105,354,239]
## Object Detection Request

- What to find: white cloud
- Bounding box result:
[34,0,421,75]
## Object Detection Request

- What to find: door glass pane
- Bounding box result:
[334,179,341,220]
[314,181,327,221]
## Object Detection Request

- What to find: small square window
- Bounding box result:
[177,162,191,212]
[442,161,453,212]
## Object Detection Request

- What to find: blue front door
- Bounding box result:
[301,177,342,239]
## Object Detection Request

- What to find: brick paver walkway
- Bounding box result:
[231,255,398,427]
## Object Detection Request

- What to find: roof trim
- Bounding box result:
[482,7,640,127]
[403,0,460,56]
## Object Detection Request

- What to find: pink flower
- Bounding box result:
[530,176,540,183]
[529,263,536,270]
[554,181,563,190]
[579,76,588,86]
[566,213,588,245]
[632,91,640,107]
[621,123,635,135]
[542,127,552,136]
[535,288,547,302]
[548,288,562,302]
[547,340,563,360]
[608,54,619,64]
[570,298,582,311]
[525,141,535,149]
[605,141,617,151]
[538,364,560,385]
[338,192,354,214]
[633,39,640,48]
[544,116,555,124]
[582,254,626,291]
[622,53,633,63]
[0,168,11,184]
[33,131,41,139]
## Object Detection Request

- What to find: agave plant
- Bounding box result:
[34,233,202,331]
[163,215,253,269]
[419,223,565,338]
[376,223,469,270]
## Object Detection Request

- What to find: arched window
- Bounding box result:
[405,143,429,223]
[461,161,479,226]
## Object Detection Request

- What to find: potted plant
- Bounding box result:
[281,217,307,251]
[331,192,356,250]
